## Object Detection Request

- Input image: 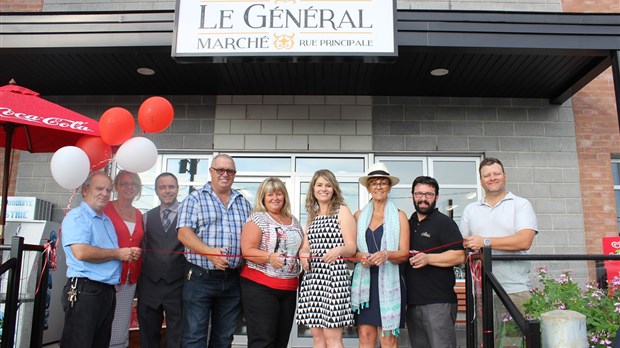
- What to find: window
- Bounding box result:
[374,156,480,224]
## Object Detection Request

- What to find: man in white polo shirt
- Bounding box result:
[460,157,538,343]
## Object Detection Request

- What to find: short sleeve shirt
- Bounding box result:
[245,211,304,279]
[406,209,464,305]
[459,192,538,293]
[177,182,252,269]
[61,201,121,285]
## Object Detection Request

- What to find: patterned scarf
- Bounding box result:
[351,200,401,336]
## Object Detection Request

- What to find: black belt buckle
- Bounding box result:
[191,263,238,275]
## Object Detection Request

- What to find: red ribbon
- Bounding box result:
[144,238,468,261]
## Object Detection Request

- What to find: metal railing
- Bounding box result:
[0,236,51,348]
[465,248,620,348]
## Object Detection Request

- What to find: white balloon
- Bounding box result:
[115,137,158,173]
[50,146,90,190]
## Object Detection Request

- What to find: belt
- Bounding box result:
[71,277,116,288]
[190,263,240,274]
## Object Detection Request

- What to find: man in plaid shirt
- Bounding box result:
[177,154,252,348]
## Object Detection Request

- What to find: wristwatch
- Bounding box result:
[483,238,492,247]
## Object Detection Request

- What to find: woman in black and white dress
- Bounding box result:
[297,169,357,348]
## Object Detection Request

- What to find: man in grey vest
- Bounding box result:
[137,172,186,347]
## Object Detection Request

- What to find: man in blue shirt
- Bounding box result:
[178,154,252,348]
[60,172,141,348]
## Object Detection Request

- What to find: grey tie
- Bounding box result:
[162,208,172,231]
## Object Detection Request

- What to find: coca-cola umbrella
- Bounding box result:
[0,80,100,242]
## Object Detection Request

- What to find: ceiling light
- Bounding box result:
[430,68,449,76]
[137,67,155,76]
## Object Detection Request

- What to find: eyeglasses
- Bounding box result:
[211,167,237,176]
[369,181,390,188]
[413,192,436,198]
[119,183,139,189]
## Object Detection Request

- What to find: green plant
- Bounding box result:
[524,266,620,348]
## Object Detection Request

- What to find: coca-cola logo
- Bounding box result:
[0,107,95,133]
[612,241,620,249]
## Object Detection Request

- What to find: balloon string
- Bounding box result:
[58,188,79,244]
[35,241,57,296]
[92,158,114,172]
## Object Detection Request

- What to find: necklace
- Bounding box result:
[114,202,134,220]
[268,212,284,224]
[371,228,381,251]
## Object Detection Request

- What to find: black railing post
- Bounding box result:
[482,247,494,348]
[2,236,24,348]
[525,320,541,348]
[30,246,50,348]
[465,255,475,348]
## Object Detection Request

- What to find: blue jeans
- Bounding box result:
[181,264,241,348]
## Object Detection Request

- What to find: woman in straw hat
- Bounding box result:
[351,163,410,348]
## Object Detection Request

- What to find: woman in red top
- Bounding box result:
[240,177,304,348]
[103,170,144,348]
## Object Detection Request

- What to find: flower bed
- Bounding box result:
[524,266,620,347]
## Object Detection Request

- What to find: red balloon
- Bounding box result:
[99,107,135,145]
[75,135,112,171]
[138,96,174,133]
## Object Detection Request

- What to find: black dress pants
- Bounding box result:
[240,277,297,348]
[60,278,116,348]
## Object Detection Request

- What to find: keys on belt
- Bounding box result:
[67,278,78,307]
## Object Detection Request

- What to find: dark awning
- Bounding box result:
[0,10,619,104]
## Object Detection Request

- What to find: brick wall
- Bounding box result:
[563,0,620,253]
[0,0,43,12]
[563,0,620,13]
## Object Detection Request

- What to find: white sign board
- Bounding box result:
[0,197,52,221]
[173,0,397,57]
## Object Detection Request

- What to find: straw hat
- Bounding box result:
[358,162,400,187]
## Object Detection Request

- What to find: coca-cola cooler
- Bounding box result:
[603,236,620,283]
[1,197,66,346]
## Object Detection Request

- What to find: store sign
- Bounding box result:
[603,236,620,282]
[172,0,397,57]
[0,197,52,221]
